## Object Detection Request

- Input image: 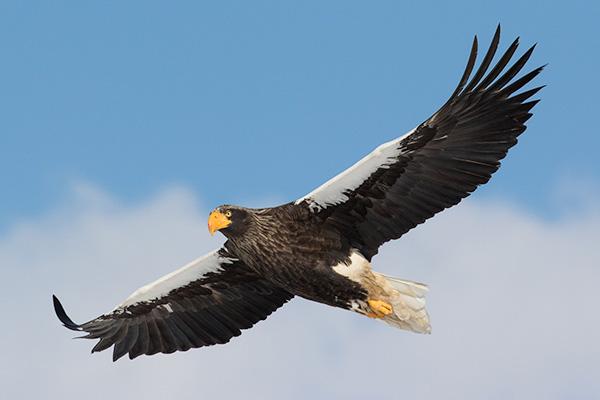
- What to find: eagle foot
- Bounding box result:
[367,299,393,318]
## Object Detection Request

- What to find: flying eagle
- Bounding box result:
[53,26,543,361]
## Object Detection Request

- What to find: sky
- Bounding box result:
[1,1,599,399]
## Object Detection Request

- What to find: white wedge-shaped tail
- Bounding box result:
[376,274,431,334]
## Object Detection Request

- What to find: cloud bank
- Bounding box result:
[2,183,599,399]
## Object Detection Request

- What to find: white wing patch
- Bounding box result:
[116,249,236,309]
[295,128,415,211]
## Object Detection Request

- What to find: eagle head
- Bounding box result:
[208,205,250,238]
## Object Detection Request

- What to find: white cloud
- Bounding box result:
[1,184,599,400]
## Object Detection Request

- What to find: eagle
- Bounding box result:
[53,26,543,361]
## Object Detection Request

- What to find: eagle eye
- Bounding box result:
[225,210,232,218]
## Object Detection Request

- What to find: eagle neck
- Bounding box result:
[226,210,287,273]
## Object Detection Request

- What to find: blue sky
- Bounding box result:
[1,1,599,231]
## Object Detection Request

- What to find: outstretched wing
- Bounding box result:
[296,26,544,259]
[53,248,293,361]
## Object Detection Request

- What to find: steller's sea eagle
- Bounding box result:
[53,26,544,361]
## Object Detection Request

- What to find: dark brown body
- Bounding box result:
[223,204,367,309]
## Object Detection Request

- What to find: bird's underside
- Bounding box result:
[53,25,543,361]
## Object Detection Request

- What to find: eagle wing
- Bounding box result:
[53,248,293,361]
[296,26,544,259]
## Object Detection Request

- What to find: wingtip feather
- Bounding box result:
[52,294,82,331]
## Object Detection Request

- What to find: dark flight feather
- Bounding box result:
[53,255,293,361]
[313,26,544,260]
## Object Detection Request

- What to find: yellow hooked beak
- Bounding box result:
[208,210,232,236]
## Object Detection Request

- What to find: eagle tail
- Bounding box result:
[377,274,431,334]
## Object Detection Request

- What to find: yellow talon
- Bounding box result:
[367,299,393,318]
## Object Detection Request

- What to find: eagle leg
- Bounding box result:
[366,299,393,318]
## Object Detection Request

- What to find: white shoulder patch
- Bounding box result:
[116,249,235,308]
[295,128,415,211]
